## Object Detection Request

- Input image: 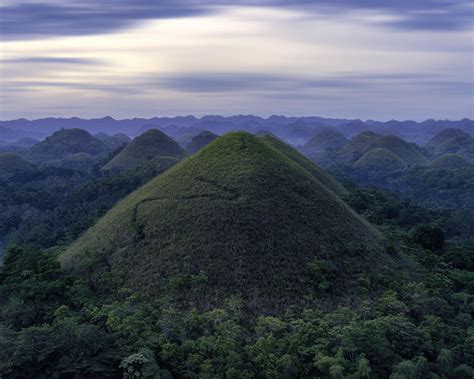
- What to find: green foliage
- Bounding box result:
[0,131,473,378]
[62,132,388,313]
[28,128,108,163]
[102,129,185,171]
[185,130,218,155]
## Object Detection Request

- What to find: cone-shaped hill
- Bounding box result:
[304,128,349,153]
[364,135,428,167]
[185,131,218,155]
[259,134,346,196]
[61,132,397,313]
[429,154,471,170]
[29,128,107,162]
[95,132,131,150]
[102,129,186,171]
[426,128,474,163]
[0,152,37,178]
[355,148,407,173]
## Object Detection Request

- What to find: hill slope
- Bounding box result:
[304,128,349,153]
[185,131,218,155]
[95,132,131,150]
[429,154,470,170]
[355,148,407,173]
[0,152,37,178]
[364,135,428,167]
[29,128,107,162]
[62,132,395,313]
[102,129,185,171]
[426,128,474,163]
[259,134,347,195]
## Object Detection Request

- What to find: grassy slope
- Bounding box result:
[355,148,407,173]
[426,128,474,162]
[429,154,470,170]
[29,128,107,161]
[102,129,185,171]
[0,152,36,177]
[364,135,428,167]
[304,128,349,151]
[62,132,395,313]
[259,134,347,196]
[185,131,218,155]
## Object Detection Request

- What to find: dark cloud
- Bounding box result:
[151,72,472,93]
[0,0,207,40]
[0,0,472,40]
[1,57,102,65]
[154,73,355,93]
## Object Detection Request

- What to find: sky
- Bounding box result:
[0,0,473,121]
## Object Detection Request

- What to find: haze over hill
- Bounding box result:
[1,116,472,145]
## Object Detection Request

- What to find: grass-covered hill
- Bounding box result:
[95,132,131,150]
[0,152,37,179]
[429,154,471,170]
[303,128,349,153]
[308,131,381,168]
[185,130,218,155]
[175,133,194,148]
[259,134,347,196]
[61,132,398,313]
[102,129,186,171]
[363,135,428,167]
[426,128,474,163]
[28,128,107,162]
[355,148,407,173]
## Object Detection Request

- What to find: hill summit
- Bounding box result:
[62,132,395,313]
[29,128,107,162]
[102,129,185,171]
[185,130,218,155]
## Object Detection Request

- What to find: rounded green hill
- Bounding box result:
[0,152,36,178]
[102,129,185,171]
[429,154,470,170]
[95,132,131,150]
[355,148,407,173]
[29,128,107,162]
[426,128,474,163]
[185,131,218,155]
[304,128,348,152]
[364,135,428,167]
[61,132,395,313]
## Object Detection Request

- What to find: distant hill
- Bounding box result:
[260,134,346,196]
[363,135,428,167]
[429,154,471,170]
[176,134,195,148]
[61,132,397,313]
[185,131,218,155]
[11,137,39,147]
[0,152,37,178]
[309,131,382,168]
[95,132,131,150]
[102,129,186,171]
[426,128,474,163]
[303,128,349,153]
[28,128,107,162]
[355,148,407,173]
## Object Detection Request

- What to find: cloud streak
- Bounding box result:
[0,0,472,41]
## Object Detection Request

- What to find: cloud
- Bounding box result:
[0,0,472,41]
[0,0,207,40]
[1,56,102,65]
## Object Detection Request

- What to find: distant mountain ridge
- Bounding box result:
[1,116,472,144]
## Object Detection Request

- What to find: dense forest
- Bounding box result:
[0,123,473,378]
